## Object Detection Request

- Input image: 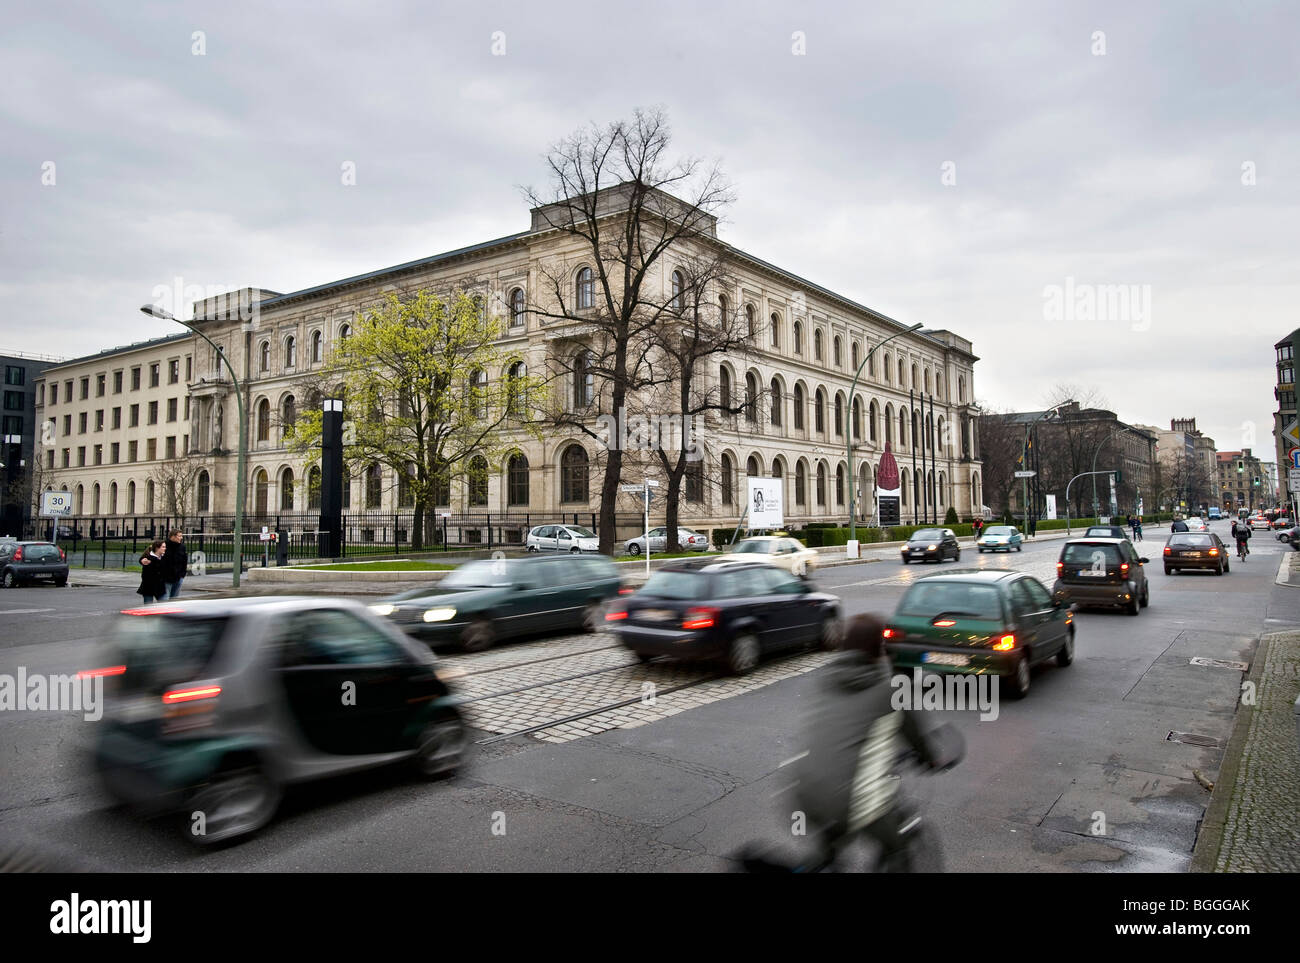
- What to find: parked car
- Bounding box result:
[882,570,1073,699]
[606,558,840,674]
[90,597,466,845]
[1163,532,1229,575]
[900,528,961,564]
[976,525,1023,553]
[624,527,710,555]
[729,535,819,577]
[525,524,600,553]
[0,541,69,588]
[371,554,625,651]
[1052,537,1150,615]
[1272,516,1292,529]
[1084,525,1130,539]
[1276,525,1300,547]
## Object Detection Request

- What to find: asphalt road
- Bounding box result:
[1,520,1295,871]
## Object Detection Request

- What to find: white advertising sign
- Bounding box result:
[40,491,73,517]
[1044,494,1058,520]
[747,476,784,529]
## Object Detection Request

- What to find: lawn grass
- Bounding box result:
[292,560,458,572]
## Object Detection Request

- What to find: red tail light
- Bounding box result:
[12,547,22,561]
[682,607,720,630]
[1055,562,1063,574]
[993,634,1016,651]
[882,627,895,639]
[120,607,185,616]
[77,665,126,680]
[1163,547,1171,555]
[618,587,634,595]
[58,547,66,561]
[162,684,222,704]
[1120,562,1129,574]
[1208,548,1218,556]
[933,619,956,627]
[605,610,628,621]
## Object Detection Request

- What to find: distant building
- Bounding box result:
[1274,328,1299,509]
[1216,449,1268,511]
[1,352,60,536]
[1135,418,1217,512]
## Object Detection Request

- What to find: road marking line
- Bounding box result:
[0,608,57,615]
[779,751,808,767]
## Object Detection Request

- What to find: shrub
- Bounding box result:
[944,507,959,525]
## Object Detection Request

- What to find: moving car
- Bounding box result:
[729,535,819,577]
[525,524,600,553]
[1163,532,1229,575]
[90,597,466,845]
[900,528,961,564]
[1277,525,1300,548]
[882,570,1073,699]
[624,527,710,555]
[976,525,1023,553]
[1249,516,1272,531]
[1052,537,1150,615]
[1208,507,1222,520]
[371,554,625,651]
[1084,525,1129,539]
[0,541,69,588]
[1183,517,1208,532]
[1272,516,1292,530]
[606,557,840,674]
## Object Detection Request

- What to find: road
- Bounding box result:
[0,521,1294,871]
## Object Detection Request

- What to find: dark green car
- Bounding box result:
[371,554,627,651]
[883,571,1074,698]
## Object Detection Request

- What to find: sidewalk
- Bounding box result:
[1190,552,1300,872]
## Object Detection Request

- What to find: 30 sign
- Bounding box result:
[40,491,73,517]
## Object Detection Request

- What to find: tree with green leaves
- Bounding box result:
[290,289,546,549]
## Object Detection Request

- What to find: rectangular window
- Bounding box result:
[128,441,138,462]
[113,370,123,393]
[182,433,189,454]
[167,398,178,422]
[50,383,57,405]
[185,356,192,381]
[62,414,71,436]
[131,367,141,390]
[77,446,85,466]
[129,404,139,427]
[61,448,69,467]
[112,407,121,429]
[184,396,190,420]
[95,409,104,431]
[4,365,25,386]
[47,450,54,469]
[2,390,22,410]
[80,377,89,400]
[93,444,102,466]
[96,373,106,396]
[148,400,158,425]
[149,364,160,388]
[165,436,176,459]
[37,383,43,407]
[78,412,87,433]
[64,380,73,400]
[111,442,120,464]
[1,415,21,435]
[146,438,157,460]
[169,360,179,384]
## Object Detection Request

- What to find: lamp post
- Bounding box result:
[848,322,924,542]
[140,304,246,588]
[1020,403,1070,536]
[1092,425,1135,520]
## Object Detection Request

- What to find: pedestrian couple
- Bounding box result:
[137,529,187,604]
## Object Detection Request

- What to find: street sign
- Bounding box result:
[1014,470,1036,478]
[39,491,73,517]
[1284,419,1300,447]
[1290,448,1300,470]
[1289,468,1300,493]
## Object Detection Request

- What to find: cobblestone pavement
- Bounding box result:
[1213,629,1300,871]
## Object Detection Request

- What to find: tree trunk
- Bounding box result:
[664,465,683,552]
[413,499,425,551]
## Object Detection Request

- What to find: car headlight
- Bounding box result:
[927,544,937,551]
[368,603,395,616]
[423,607,457,623]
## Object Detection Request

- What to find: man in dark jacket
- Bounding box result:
[790,614,942,872]
[162,528,187,599]
[1171,518,1189,533]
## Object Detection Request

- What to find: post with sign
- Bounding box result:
[623,480,659,577]
[40,490,73,552]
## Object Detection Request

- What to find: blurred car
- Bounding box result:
[900,528,961,564]
[882,570,1073,699]
[525,524,600,553]
[1052,537,1149,615]
[1163,532,1229,575]
[371,554,625,651]
[1276,525,1300,547]
[1182,517,1208,532]
[606,558,840,674]
[0,541,69,588]
[1084,525,1129,539]
[624,527,710,555]
[976,525,1023,553]
[89,597,466,846]
[1272,516,1292,529]
[1208,507,1222,520]
[729,535,819,577]
[1249,516,1272,531]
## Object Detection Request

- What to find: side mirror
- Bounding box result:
[1138,557,1149,564]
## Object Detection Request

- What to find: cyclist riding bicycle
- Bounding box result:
[1235,522,1251,559]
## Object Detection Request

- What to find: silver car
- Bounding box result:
[90,597,466,845]
[526,524,600,553]
[624,527,710,555]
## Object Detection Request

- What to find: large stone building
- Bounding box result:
[1,352,58,536]
[1133,417,1217,512]
[1216,449,1268,512]
[33,188,983,541]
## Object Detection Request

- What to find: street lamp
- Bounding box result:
[1020,402,1071,536]
[1092,425,1136,520]
[140,303,246,588]
[848,322,924,542]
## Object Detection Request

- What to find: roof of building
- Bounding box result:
[39,332,192,374]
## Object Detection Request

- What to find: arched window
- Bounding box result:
[259,341,270,372]
[900,469,909,509]
[468,368,488,419]
[311,330,323,364]
[282,395,296,439]
[145,480,155,513]
[869,400,879,442]
[884,353,892,383]
[721,453,735,505]
[285,335,297,368]
[339,322,351,341]
[769,379,782,426]
[911,363,918,389]
[280,468,294,510]
[468,456,488,507]
[833,336,842,367]
[685,459,704,502]
[397,463,414,508]
[814,389,826,434]
[746,304,756,339]
[852,342,860,370]
[307,466,321,510]
[719,366,732,410]
[836,465,845,506]
[816,464,827,506]
[899,407,909,448]
[365,463,382,509]
[869,351,876,377]
[109,481,118,515]
[796,462,807,505]
[793,384,805,430]
[561,446,588,502]
[747,455,760,477]
[718,294,729,324]
[573,351,594,408]
[745,373,758,423]
[898,357,905,385]
[92,483,100,515]
[814,329,824,361]
[576,267,594,309]
[793,321,803,354]
[958,376,966,403]
[507,362,527,416]
[670,270,685,312]
[771,313,780,348]
[924,368,931,394]
[508,453,530,506]
[431,468,448,507]
[257,399,271,442]
[510,287,526,327]
[253,471,267,515]
[197,472,209,513]
[852,398,862,440]
[127,480,136,514]
[834,395,844,436]
[885,404,894,445]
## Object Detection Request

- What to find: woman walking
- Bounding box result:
[137,539,168,605]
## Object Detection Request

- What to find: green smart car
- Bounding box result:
[883,570,1075,698]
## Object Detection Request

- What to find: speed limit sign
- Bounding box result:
[40,491,73,517]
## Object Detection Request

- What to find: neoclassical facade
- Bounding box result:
[36,190,983,534]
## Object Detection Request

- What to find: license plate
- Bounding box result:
[922,652,969,667]
[1077,569,1107,577]
[637,609,675,622]
[1185,552,1201,557]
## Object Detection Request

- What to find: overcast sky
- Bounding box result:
[3,0,1297,454]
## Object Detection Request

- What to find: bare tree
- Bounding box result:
[973,406,1023,515]
[149,455,203,527]
[523,108,734,553]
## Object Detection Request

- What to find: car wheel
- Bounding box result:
[819,615,842,651]
[526,544,537,553]
[570,546,580,554]
[954,550,960,562]
[1224,560,1230,573]
[1056,628,1075,667]
[413,715,466,779]
[1127,593,1140,616]
[628,543,641,556]
[580,601,602,633]
[1164,565,1173,576]
[978,547,985,554]
[460,617,495,653]
[1001,654,1031,699]
[1141,584,1149,607]
[55,577,67,587]
[726,632,760,676]
[183,766,281,846]
[1,570,15,589]
[635,652,655,664]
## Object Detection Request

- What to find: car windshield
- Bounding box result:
[441,560,512,588]
[109,614,230,694]
[985,527,1014,536]
[639,570,707,600]
[566,527,596,538]
[897,581,1004,621]
[732,540,770,553]
[1170,534,1214,547]
[910,529,945,541]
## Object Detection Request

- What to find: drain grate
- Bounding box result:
[1167,731,1223,748]
[1190,657,1249,670]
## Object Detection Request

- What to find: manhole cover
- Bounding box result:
[1167,731,1222,748]
[1190,657,1249,670]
